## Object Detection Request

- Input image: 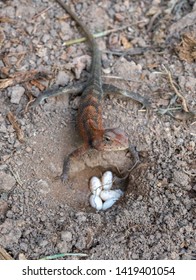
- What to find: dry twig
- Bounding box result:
[7,111,25,143]
[0,70,44,90]
[63,25,130,46]
[8,165,23,187]
[162,64,189,112]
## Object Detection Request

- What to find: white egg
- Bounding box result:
[102,197,118,211]
[89,194,103,211]
[89,176,102,195]
[101,171,113,190]
[100,189,124,201]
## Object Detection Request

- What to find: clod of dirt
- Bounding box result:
[9,85,25,104]
[0,171,16,192]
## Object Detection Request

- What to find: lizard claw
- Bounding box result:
[127,144,140,172]
[60,173,68,184]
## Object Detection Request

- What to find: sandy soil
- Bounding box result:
[0,0,196,260]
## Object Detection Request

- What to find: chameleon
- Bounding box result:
[32,0,150,182]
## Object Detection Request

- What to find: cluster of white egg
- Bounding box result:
[89,171,124,211]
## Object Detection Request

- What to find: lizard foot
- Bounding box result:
[127,144,140,172]
[60,172,68,184]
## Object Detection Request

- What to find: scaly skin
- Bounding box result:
[55,0,130,182]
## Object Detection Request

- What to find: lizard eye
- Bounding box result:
[104,135,111,142]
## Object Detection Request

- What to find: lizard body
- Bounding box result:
[33,0,150,182]
[55,0,130,182]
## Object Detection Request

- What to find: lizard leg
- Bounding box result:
[103,83,150,108]
[31,82,87,107]
[128,144,140,171]
[61,144,88,183]
[103,84,145,171]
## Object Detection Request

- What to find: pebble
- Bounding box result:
[39,240,48,247]
[18,253,27,260]
[10,85,25,104]
[20,242,28,252]
[61,231,72,242]
[0,171,16,192]
[36,180,51,194]
[0,200,8,217]
[42,34,50,43]
[0,124,7,133]
[57,241,68,253]
[55,71,70,86]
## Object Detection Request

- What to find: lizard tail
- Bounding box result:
[55,0,102,89]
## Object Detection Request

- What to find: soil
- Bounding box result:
[0,0,196,260]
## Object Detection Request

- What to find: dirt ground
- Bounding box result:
[0,0,196,260]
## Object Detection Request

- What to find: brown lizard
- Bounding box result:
[32,0,150,182]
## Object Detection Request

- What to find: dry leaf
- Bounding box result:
[176,33,196,63]
[0,17,15,23]
[146,6,161,17]
[0,28,5,44]
[120,35,132,49]
[7,112,25,143]
[0,246,13,260]
[0,69,42,90]
[30,79,46,91]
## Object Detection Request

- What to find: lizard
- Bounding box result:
[32,0,150,182]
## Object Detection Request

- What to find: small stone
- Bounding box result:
[75,236,86,250]
[55,71,70,86]
[10,85,25,104]
[0,171,16,192]
[20,242,28,252]
[39,240,48,247]
[132,253,139,259]
[42,34,50,43]
[0,165,7,171]
[25,146,32,153]
[171,251,179,260]
[37,180,51,194]
[0,124,7,133]
[61,231,72,242]
[18,253,27,260]
[0,200,8,217]
[57,241,68,253]
[36,47,47,58]
[173,170,190,189]
[114,13,124,22]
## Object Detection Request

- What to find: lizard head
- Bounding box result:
[89,120,129,151]
[101,128,129,151]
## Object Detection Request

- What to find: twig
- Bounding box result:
[8,165,23,187]
[102,75,143,83]
[162,64,189,112]
[157,106,182,115]
[63,25,129,46]
[147,10,162,32]
[7,112,25,143]
[103,47,150,57]
[0,69,43,90]
[32,5,53,20]
[0,246,13,260]
[182,169,196,177]
[40,253,88,260]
